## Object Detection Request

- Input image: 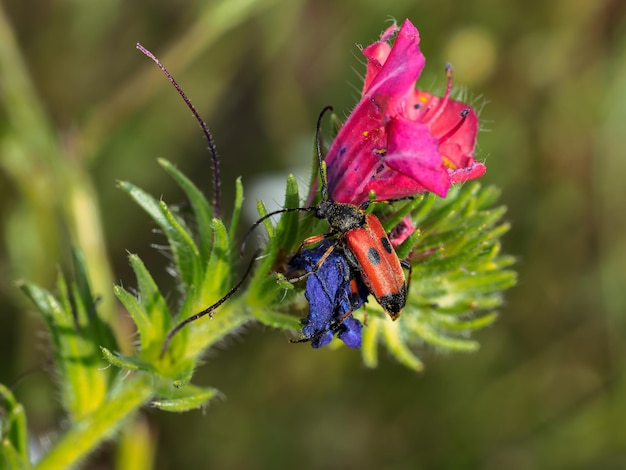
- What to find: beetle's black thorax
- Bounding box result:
[315,199,365,234]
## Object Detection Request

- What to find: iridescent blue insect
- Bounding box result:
[290,240,369,348]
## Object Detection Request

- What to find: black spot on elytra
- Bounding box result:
[368,247,381,265]
[381,237,392,254]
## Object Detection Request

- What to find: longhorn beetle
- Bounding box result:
[241,105,412,322]
[146,42,413,356]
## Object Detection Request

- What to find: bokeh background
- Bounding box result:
[1,0,626,468]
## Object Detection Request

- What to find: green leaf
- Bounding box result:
[159,200,203,289]
[229,177,244,245]
[431,311,499,331]
[114,254,171,355]
[151,384,219,412]
[20,272,109,421]
[381,318,425,372]
[379,196,424,233]
[274,174,301,252]
[361,316,382,368]
[404,316,480,352]
[70,248,114,349]
[197,218,231,310]
[159,158,213,263]
[100,347,156,373]
[118,181,202,290]
[0,384,29,470]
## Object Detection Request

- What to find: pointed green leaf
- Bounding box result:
[405,315,480,352]
[114,254,171,354]
[229,177,244,245]
[475,185,502,209]
[379,196,423,233]
[159,158,213,263]
[0,385,29,470]
[432,311,499,331]
[119,181,202,290]
[274,174,301,252]
[100,347,156,373]
[159,200,202,289]
[197,218,230,310]
[70,248,118,351]
[20,278,109,421]
[361,316,382,368]
[151,384,219,412]
[382,319,424,372]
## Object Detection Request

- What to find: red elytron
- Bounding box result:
[344,213,406,320]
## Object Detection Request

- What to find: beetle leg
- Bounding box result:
[400,259,413,294]
[294,233,330,255]
[284,241,336,283]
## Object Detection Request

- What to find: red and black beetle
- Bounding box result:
[243,106,410,321]
[162,107,411,355]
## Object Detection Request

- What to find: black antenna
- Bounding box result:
[160,250,261,357]
[136,43,221,218]
[316,105,334,201]
[239,206,313,257]
[238,106,335,256]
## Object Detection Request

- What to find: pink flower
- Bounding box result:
[324,20,485,205]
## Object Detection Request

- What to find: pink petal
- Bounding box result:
[326,20,426,204]
[449,160,486,184]
[362,41,392,94]
[325,100,385,203]
[383,117,450,197]
[363,20,425,116]
[358,174,430,201]
[409,90,479,169]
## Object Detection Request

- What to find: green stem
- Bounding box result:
[35,374,153,470]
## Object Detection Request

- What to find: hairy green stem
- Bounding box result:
[35,374,153,470]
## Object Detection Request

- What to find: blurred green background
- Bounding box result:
[1,0,625,468]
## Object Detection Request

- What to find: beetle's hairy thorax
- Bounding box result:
[315,200,366,234]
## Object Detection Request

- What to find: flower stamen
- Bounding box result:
[439,108,471,146]
[424,64,454,126]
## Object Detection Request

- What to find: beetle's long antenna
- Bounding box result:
[160,250,261,358]
[136,43,221,218]
[239,206,314,257]
[316,106,334,202]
